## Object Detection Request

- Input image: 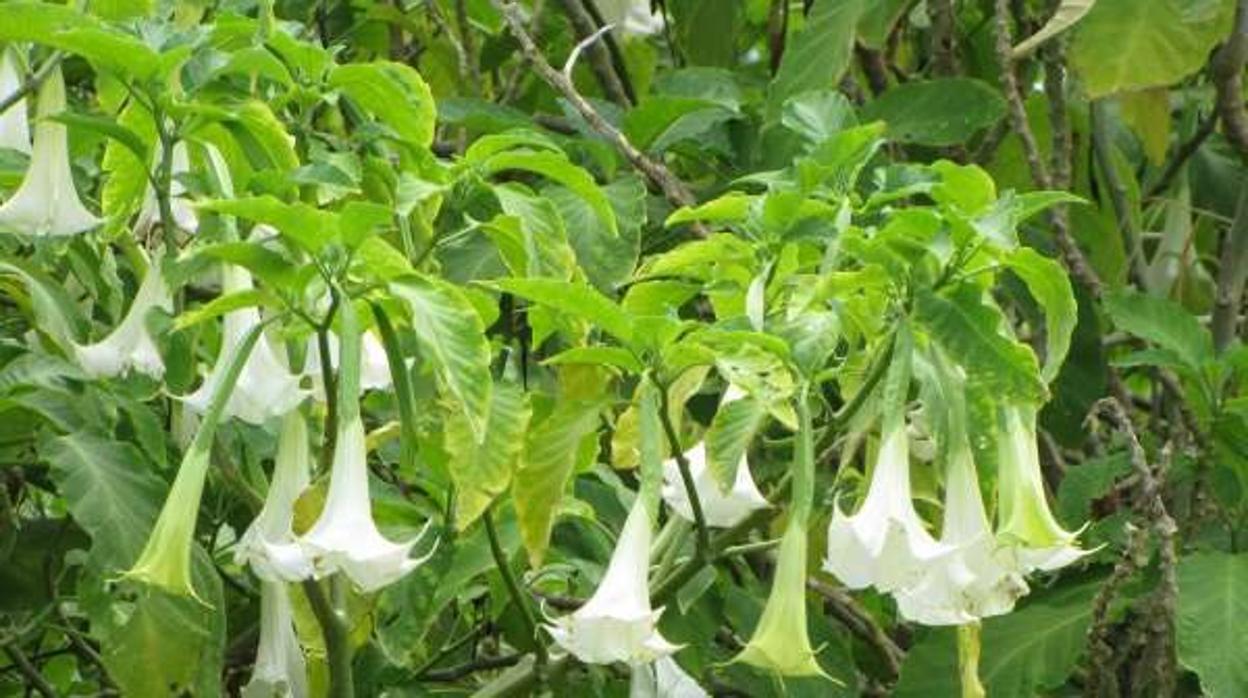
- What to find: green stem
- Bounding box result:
[302,577,354,698]
[483,508,548,671]
[654,378,711,559]
[0,51,62,118]
[957,621,986,698]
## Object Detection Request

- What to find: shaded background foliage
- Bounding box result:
[0,0,1245,696]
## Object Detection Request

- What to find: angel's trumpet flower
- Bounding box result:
[126,323,266,599]
[547,498,679,665]
[303,330,393,401]
[299,301,429,592]
[236,411,314,582]
[74,255,171,379]
[894,444,1029,625]
[996,407,1087,572]
[136,141,199,234]
[732,520,827,677]
[823,419,949,592]
[661,441,768,528]
[182,264,307,425]
[0,66,101,236]
[629,656,708,698]
[0,48,31,154]
[242,581,308,698]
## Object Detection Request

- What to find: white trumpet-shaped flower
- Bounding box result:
[74,256,171,379]
[733,520,828,677]
[662,442,768,528]
[630,656,709,698]
[996,407,1088,572]
[136,141,199,234]
[303,331,393,401]
[823,420,949,592]
[0,66,101,236]
[182,264,307,425]
[299,415,429,592]
[0,48,31,154]
[547,498,679,665]
[894,445,1029,625]
[236,411,315,582]
[242,581,308,698]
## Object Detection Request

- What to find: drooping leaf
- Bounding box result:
[329,61,436,148]
[492,277,635,345]
[768,0,864,119]
[391,274,493,440]
[447,382,532,531]
[861,79,1006,146]
[1104,289,1213,370]
[705,395,767,491]
[479,150,617,235]
[1005,247,1078,383]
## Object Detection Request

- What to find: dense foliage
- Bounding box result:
[0,0,1245,696]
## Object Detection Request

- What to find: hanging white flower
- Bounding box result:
[136,141,199,235]
[547,498,680,665]
[823,419,950,592]
[0,47,31,154]
[242,581,308,698]
[629,656,708,698]
[181,264,307,425]
[661,442,768,528]
[996,406,1089,573]
[74,255,171,379]
[0,66,101,236]
[236,411,315,583]
[894,445,1029,625]
[299,415,430,592]
[303,331,393,401]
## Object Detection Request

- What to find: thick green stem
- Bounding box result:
[483,508,548,671]
[958,621,986,698]
[655,378,711,559]
[302,577,354,698]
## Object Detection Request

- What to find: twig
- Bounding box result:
[856,43,890,96]
[656,379,711,559]
[808,578,904,678]
[563,24,615,82]
[1212,0,1248,159]
[2,642,57,698]
[422,653,522,681]
[493,1,705,234]
[1211,185,1248,352]
[927,0,958,76]
[579,0,638,104]
[1145,115,1217,200]
[555,0,633,106]
[1090,100,1149,285]
[766,0,789,75]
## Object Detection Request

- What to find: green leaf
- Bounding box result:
[0,258,89,348]
[192,241,300,290]
[705,395,767,491]
[542,346,643,373]
[767,0,864,119]
[50,111,148,164]
[197,196,339,252]
[1005,248,1077,383]
[1104,289,1213,370]
[856,0,913,49]
[1013,0,1098,58]
[89,0,153,20]
[1069,0,1235,98]
[1177,551,1248,697]
[447,382,532,531]
[390,274,493,440]
[330,61,436,148]
[915,287,1047,404]
[101,101,156,218]
[479,150,617,236]
[781,90,856,145]
[861,78,1006,146]
[173,288,271,331]
[44,432,164,571]
[512,400,602,567]
[0,3,159,79]
[665,193,752,227]
[547,177,644,293]
[491,278,635,346]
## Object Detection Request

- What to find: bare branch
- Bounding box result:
[1212,0,1248,159]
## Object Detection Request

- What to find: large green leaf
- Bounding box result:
[390,274,493,440]
[197,196,339,252]
[1177,551,1248,697]
[767,0,864,119]
[1104,289,1213,370]
[447,382,532,531]
[705,395,767,491]
[546,177,644,293]
[861,78,1006,146]
[492,277,635,346]
[329,61,436,148]
[0,2,159,79]
[915,287,1047,404]
[511,401,602,567]
[1069,0,1235,97]
[897,580,1107,697]
[479,150,617,235]
[1005,247,1078,383]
